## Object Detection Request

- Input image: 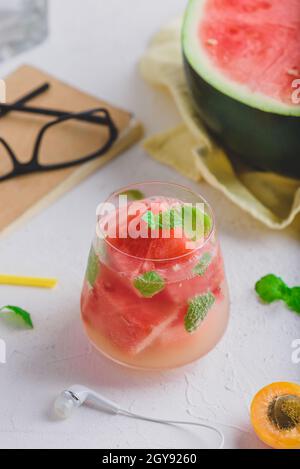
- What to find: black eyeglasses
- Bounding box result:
[0,83,119,182]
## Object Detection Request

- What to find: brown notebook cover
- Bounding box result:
[0,65,143,237]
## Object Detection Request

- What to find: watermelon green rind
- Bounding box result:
[182,0,300,176]
[183,60,300,175]
[182,0,300,117]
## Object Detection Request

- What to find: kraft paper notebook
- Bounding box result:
[0,65,143,237]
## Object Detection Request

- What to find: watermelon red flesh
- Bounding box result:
[81,264,178,354]
[81,244,224,354]
[106,198,195,267]
[200,0,300,106]
[164,247,224,324]
[108,234,192,271]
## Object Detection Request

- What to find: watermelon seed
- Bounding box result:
[206,38,218,46]
[287,69,299,77]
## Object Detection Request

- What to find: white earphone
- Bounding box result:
[54,384,225,449]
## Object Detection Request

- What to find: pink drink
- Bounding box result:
[81,183,230,369]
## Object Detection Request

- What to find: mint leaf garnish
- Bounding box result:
[134,271,165,298]
[158,208,183,229]
[142,211,157,230]
[120,190,145,201]
[142,205,212,239]
[181,206,212,241]
[193,252,212,276]
[255,274,300,315]
[0,305,33,329]
[184,292,215,333]
[142,209,182,230]
[86,246,99,287]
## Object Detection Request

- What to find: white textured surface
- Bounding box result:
[0,0,299,449]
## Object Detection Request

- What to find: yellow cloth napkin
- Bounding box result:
[140,19,300,230]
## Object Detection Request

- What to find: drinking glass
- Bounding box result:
[0,0,48,61]
[81,182,230,369]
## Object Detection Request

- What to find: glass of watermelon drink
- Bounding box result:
[81,182,229,369]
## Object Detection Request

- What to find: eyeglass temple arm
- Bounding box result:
[15,83,50,104]
[0,83,50,118]
[0,81,116,125]
[1,101,112,126]
[1,82,118,126]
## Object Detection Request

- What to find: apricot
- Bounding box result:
[251,382,300,449]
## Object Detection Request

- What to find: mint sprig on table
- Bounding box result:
[184,292,215,333]
[0,305,33,329]
[255,274,300,315]
[193,252,212,276]
[142,205,212,239]
[86,246,99,288]
[134,271,165,298]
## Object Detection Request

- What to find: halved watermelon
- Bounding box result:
[182,0,300,176]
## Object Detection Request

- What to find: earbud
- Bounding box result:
[54,384,225,449]
[54,391,81,419]
[54,385,120,419]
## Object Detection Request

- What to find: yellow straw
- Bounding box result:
[0,274,58,289]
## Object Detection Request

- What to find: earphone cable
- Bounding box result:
[122,409,225,449]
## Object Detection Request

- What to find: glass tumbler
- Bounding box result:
[81,182,230,370]
[0,0,48,61]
